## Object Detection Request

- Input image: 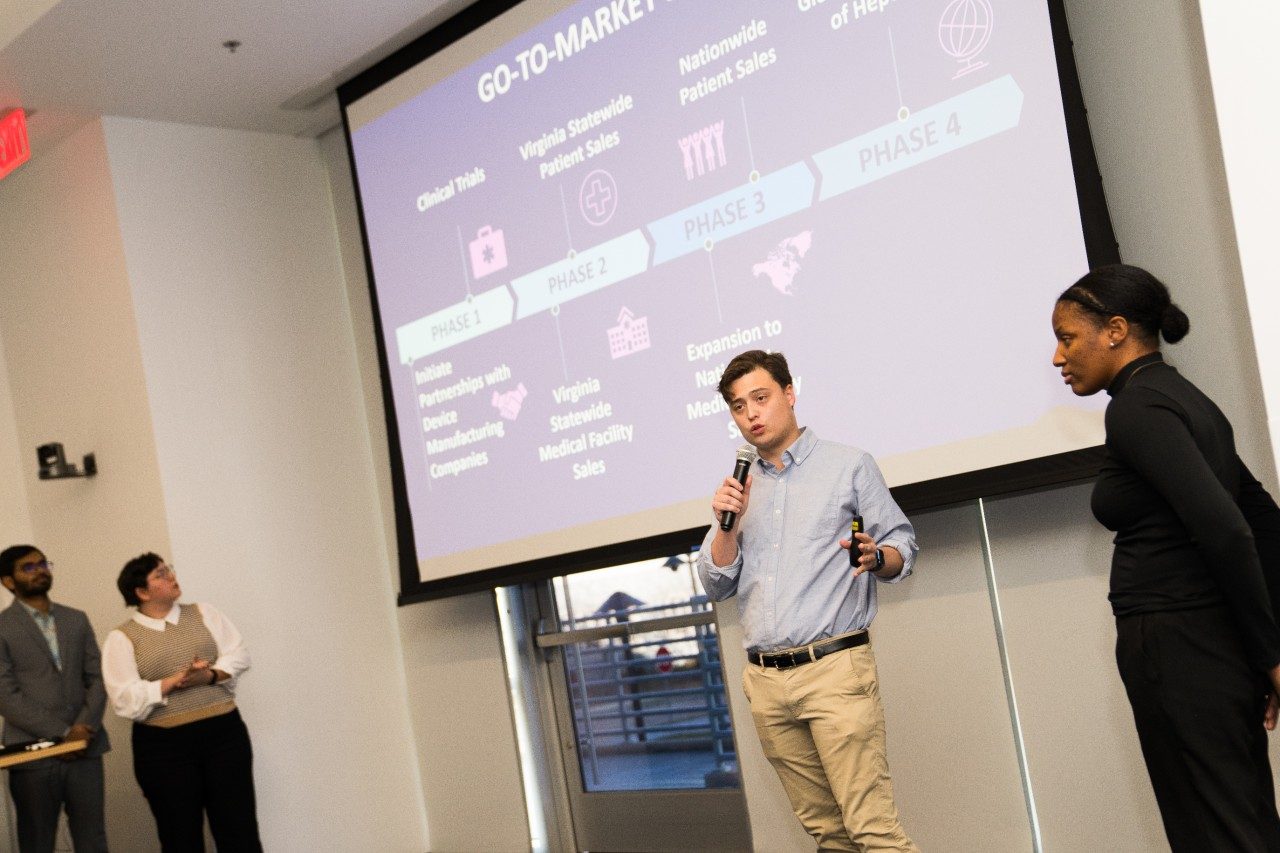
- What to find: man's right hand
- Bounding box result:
[711,474,753,530]
[709,475,752,568]
[64,723,93,744]
[59,724,94,760]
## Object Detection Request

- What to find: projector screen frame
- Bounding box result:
[338,0,1120,606]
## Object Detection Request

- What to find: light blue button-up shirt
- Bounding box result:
[19,600,61,670]
[697,428,917,652]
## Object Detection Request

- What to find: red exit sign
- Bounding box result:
[0,109,31,181]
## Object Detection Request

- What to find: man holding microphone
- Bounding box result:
[697,349,919,852]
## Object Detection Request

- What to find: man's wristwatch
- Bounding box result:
[873,548,885,571]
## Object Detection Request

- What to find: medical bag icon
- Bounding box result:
[468,225,508,279]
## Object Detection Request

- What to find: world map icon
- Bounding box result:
[939,0,994,80]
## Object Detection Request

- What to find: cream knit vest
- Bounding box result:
[119,604,235,727]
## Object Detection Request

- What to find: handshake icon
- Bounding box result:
[492,383,528,420]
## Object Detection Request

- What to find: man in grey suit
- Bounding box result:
[0,545,109,852]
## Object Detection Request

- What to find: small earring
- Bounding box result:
[1109,341,1117,348]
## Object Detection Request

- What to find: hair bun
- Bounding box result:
[1161,302,1190,343]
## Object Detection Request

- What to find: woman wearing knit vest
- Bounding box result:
[102,553,262,852]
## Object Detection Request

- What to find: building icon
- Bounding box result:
[607,307,651,359]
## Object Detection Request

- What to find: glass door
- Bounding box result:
[534,552,750,852]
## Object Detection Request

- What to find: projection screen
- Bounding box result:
[340,0,1118,602]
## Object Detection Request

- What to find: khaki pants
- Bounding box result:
[743,640,917,852]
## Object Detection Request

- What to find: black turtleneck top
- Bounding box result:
[1092,352,1280,672]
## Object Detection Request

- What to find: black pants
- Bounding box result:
[7,755,108,853]
[132,709,262,853]
[1117,605,1280,852]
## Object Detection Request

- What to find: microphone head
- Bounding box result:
[735,445,758,465]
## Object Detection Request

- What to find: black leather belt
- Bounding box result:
[747,631,869,669]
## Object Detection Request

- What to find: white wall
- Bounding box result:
[97,116,430,852]
[396,594,529,852]
[0,283,34,853]
[0,118,176,853]
[1064,0,1276,488]
[0,320,32,551]
[1198,3,1280,477]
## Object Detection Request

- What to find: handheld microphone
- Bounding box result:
[720,445,758,531]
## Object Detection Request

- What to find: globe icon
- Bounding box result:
[939,0,994,80]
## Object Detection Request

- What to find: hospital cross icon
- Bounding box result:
[579,169,618,226]
[585,181,611,216]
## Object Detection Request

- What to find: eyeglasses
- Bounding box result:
[16,560,52,574]
[149,565,175,580]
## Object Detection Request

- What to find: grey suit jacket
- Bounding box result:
[0,599,110,764]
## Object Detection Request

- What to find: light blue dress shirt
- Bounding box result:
[697,428,917,652]
[19,600,61,670]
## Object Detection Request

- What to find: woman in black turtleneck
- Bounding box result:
[1053,263,1280,852]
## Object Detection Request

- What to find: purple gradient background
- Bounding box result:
[349,0,1102,576]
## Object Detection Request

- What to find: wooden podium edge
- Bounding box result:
[0,739,89,769]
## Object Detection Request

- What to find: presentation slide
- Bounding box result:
[345,0,1107,587]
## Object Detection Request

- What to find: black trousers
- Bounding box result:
[7,755,108,853]
[132,709,262,853]
[1117,605,1280,852]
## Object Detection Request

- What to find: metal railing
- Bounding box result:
[537,597,737,789]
